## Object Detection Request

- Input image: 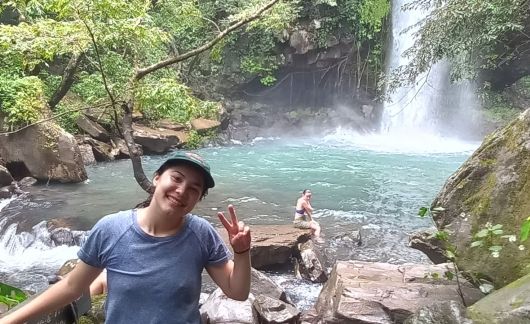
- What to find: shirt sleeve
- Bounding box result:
[77,218,107,268]
[204,223,232,266]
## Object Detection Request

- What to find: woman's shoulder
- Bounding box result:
[187,214,215,231]
[95,209,134,227]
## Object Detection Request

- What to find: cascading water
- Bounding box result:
[382,0,482,139]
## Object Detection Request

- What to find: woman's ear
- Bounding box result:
[153,174,160,186]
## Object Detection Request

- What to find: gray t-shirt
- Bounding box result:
[78,209,231,324]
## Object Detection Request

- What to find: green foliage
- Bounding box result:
[471,222,515,258]
[386,0,530,90]
[480,87,520,123]
[54,103,81,134]
[71,72,107,105]
[0,282,27,310]
[520,216,530,242]
[183,130,204,149]
[1,0,293,130]
[240,56,279,86]
[135,78,218,123]
[0,75,46,128]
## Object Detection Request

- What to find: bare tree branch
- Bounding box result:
[48,53,85,110]
[121,101,154,193]
[80,13,122,135]
[0,102,114,136]
[120,0,282,194]
[134,0,282,81]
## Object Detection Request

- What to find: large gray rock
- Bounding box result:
[253,295,300,324]
[427,108,530,286]
[0,165,13,186]
[296,240,328,283]
[200,289,256,324]
[289,29,315,54]
[76,115,110,142]
[468,272,530,324]
[315,261,483,324]
[0,122,87,183]
[132,123,187,154]
[191,118,220,134]
[84,138,115,162]
[78,143,96,165]
[251,268,290,304]
[217,225,311,269]
[404,300,472,324]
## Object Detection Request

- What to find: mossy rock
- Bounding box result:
[79,294,106,324]
[430,108,530,287]
[467,273,530,323]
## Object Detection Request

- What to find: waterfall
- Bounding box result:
[382,0,481,139]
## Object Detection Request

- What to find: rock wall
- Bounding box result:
[429,108,530,286]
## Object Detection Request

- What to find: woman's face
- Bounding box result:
[304,191,312,199]
[152,164,205,216]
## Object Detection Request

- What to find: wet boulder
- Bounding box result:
[76,115,110,142]
[0,122,87,183]
[191,118,220,134]
[200,288,256,324]
[50,227,76,246]
[404,300,472,324]
[315,261,483,324]
[252,295,301,324]
[0,165,13,186]
[296,240,328,283]
[425,108,530,286]
[467,272,530,323]
[132,123,187,154]
[218,225,311,269]
[83,138,115,162]
[251,268,290,304]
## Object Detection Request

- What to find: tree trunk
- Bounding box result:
[48,53,84,110]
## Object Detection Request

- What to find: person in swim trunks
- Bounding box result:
[293,189,321,237]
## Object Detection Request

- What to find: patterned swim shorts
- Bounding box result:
[293,219,312,229]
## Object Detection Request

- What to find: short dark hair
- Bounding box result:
[302,189,310,195]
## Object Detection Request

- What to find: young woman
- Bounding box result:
[0,151,251,324]
[293,189,321,237]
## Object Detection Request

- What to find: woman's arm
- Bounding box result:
[303,201,314,220]
[0,261,102,324]
[210,205,251,301]
[206,253,251,301]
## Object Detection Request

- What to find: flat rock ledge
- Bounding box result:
[218,225,312,269]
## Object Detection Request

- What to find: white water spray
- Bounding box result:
[382,0,482,139]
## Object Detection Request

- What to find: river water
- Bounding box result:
[0,129,479,309]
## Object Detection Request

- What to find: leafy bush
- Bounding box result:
[481,89,520,123]
[0,75,47,129]
[184,130,204,149]
[54,103,81,134]
[135,78,218,123]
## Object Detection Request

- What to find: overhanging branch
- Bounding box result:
[134,0,282,81]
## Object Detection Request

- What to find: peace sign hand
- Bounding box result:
[218,204,251,254]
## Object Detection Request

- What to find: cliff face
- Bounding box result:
[430,108,530,286]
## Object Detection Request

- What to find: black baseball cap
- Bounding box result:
[156,151,215,189]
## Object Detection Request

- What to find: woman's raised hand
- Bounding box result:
[218,205,251,254]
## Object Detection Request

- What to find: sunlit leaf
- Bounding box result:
[418,207,428,217]
[520,217,530,242]
[470,240,483,248]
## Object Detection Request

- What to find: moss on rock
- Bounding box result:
[429,109,530,287]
